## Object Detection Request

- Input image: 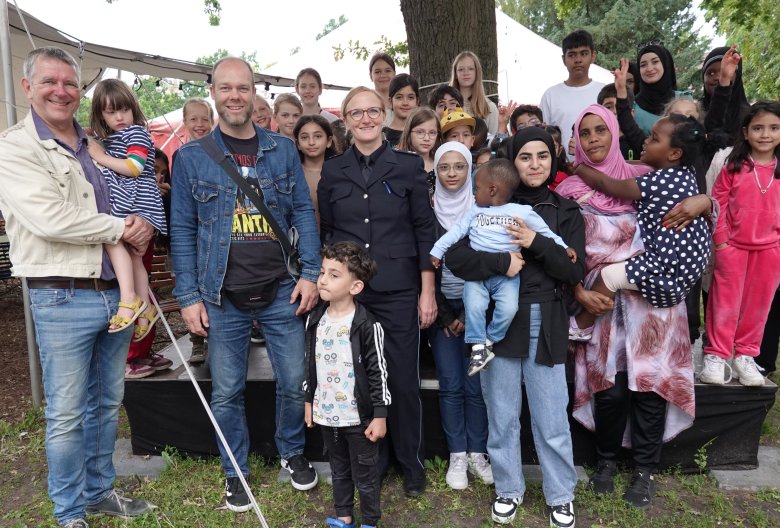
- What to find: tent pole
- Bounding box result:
[0,0,17,128]
[1,0,43,409]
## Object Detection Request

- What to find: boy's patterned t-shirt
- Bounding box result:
[312,310,360,427]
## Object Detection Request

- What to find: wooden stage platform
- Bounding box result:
[123,337,777,473]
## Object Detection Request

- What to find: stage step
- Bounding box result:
[124,336,777,473]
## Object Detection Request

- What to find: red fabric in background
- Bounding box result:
[126,243,157,361]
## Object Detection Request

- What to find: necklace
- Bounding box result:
[749,155,777,194]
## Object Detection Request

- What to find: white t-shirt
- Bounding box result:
[539,80,604,161]
[313,310,360,427]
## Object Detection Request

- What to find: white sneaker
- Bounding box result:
[699,354,732,384]
[492,496,522,524]
[467,452,494,484]
[445,452,469,490]
[549,501,576,527]
[733,355,765,386]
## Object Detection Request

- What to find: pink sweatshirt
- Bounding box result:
[711,160,780,250]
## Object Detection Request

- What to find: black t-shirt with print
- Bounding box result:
[222,133,287,291]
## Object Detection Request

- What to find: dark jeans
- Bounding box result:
[593,371,667,471]
[685,279,702,344]
[321,425,381,526]
[757,288,780,374]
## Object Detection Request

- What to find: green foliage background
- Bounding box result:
[497,0,711,98]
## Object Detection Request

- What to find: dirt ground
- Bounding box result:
[0,280,34,422]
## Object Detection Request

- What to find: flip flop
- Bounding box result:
[132,304,161,342]
[108,297,147,333]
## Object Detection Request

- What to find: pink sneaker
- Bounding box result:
[139,352,172,371]
[125,360,155,379]
[568,315,593,342]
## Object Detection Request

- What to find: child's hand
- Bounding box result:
[444,319,464,337]
[498,99,519,133]
[365,417,387,442]
[719,45,741,87]
[613,58,629,99]
[429,255,441,268]
[566,247,578,263]
[304,402,314,428]
[87,138,106,161]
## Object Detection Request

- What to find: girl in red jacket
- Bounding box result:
[701,101,780,386]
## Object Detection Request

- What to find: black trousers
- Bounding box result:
[757,288,780,374]
[593,371,667,471]
[358,287,425,483]
[321,425,381,526]
[685,279,703,344]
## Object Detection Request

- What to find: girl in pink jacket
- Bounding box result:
[701,101,780,386]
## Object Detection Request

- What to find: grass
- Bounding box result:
[2,408,779,528]
[0,370,778,527]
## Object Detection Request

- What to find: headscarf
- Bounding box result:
[433,142,474,230]
[510,128,557,206]
[554,104,651,214]
[701,46,749,141]
[635,44,677,116]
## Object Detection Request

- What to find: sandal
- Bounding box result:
[132,304,161,342]
[108,297,147,333]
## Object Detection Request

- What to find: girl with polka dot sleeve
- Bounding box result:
[568,114,713,340]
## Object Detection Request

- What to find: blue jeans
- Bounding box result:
[205,278,305,476]
[463,275,520,345]
[428,298,488,454]
[480,304,576,506]
[30,286,131,526]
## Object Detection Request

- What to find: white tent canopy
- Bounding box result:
[0,5,351,127]
[261,6,614,108]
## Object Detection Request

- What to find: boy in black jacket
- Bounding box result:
[304,241,390,528]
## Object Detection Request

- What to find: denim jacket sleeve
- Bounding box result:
[170,144,203,308]
[281,139,321,282]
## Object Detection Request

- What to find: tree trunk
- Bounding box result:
[400,0,498,103]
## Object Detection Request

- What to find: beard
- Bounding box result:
[217,104,252,128]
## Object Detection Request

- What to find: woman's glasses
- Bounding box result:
[436,162,469,173]
[347,107,383,121]
[411,129,438,139]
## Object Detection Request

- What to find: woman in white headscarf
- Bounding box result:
[428,142,493,491]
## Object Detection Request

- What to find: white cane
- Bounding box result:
[147,288,270,528]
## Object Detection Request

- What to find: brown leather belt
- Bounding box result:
[26,278,119,291]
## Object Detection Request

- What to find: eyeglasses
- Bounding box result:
[637,39,663,52]
[347,107,383,121]
[437,162,470,173]
[411,129,438,139]
[515,117,543,130]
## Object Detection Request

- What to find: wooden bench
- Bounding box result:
[150,251,180,314]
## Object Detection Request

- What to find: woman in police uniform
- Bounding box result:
[318,86,437,496]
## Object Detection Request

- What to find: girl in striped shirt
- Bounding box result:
[88,79,166,341]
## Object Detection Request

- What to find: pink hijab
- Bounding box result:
[555,104,651,214]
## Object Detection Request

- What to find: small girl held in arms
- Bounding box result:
[569,114,712,340]
[700,101,780,386]
[88,79,166,341]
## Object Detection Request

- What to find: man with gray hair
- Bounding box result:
[0,47,154,527]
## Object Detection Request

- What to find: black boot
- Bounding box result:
[588,459,617,494]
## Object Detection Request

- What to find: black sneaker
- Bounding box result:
[85,489,154,518]
[492,496,521,524]
[589,459,617,494]
[549,501,575,528]
[225,476,252,512]
[250,323,266,345]
[403,476,426,498]
[623,467,656,509]
[467,344,495,376]
[281,454,318,490]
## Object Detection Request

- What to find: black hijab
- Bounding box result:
[635,44,677,116]
[701,46,749,140]
[510,128,557,206]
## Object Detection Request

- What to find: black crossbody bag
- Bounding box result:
[198,136,302,310]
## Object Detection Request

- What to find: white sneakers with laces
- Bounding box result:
[467,452,494,484]
[699,354,732,384]
[733,355,765,386]
[445,452,469,490]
